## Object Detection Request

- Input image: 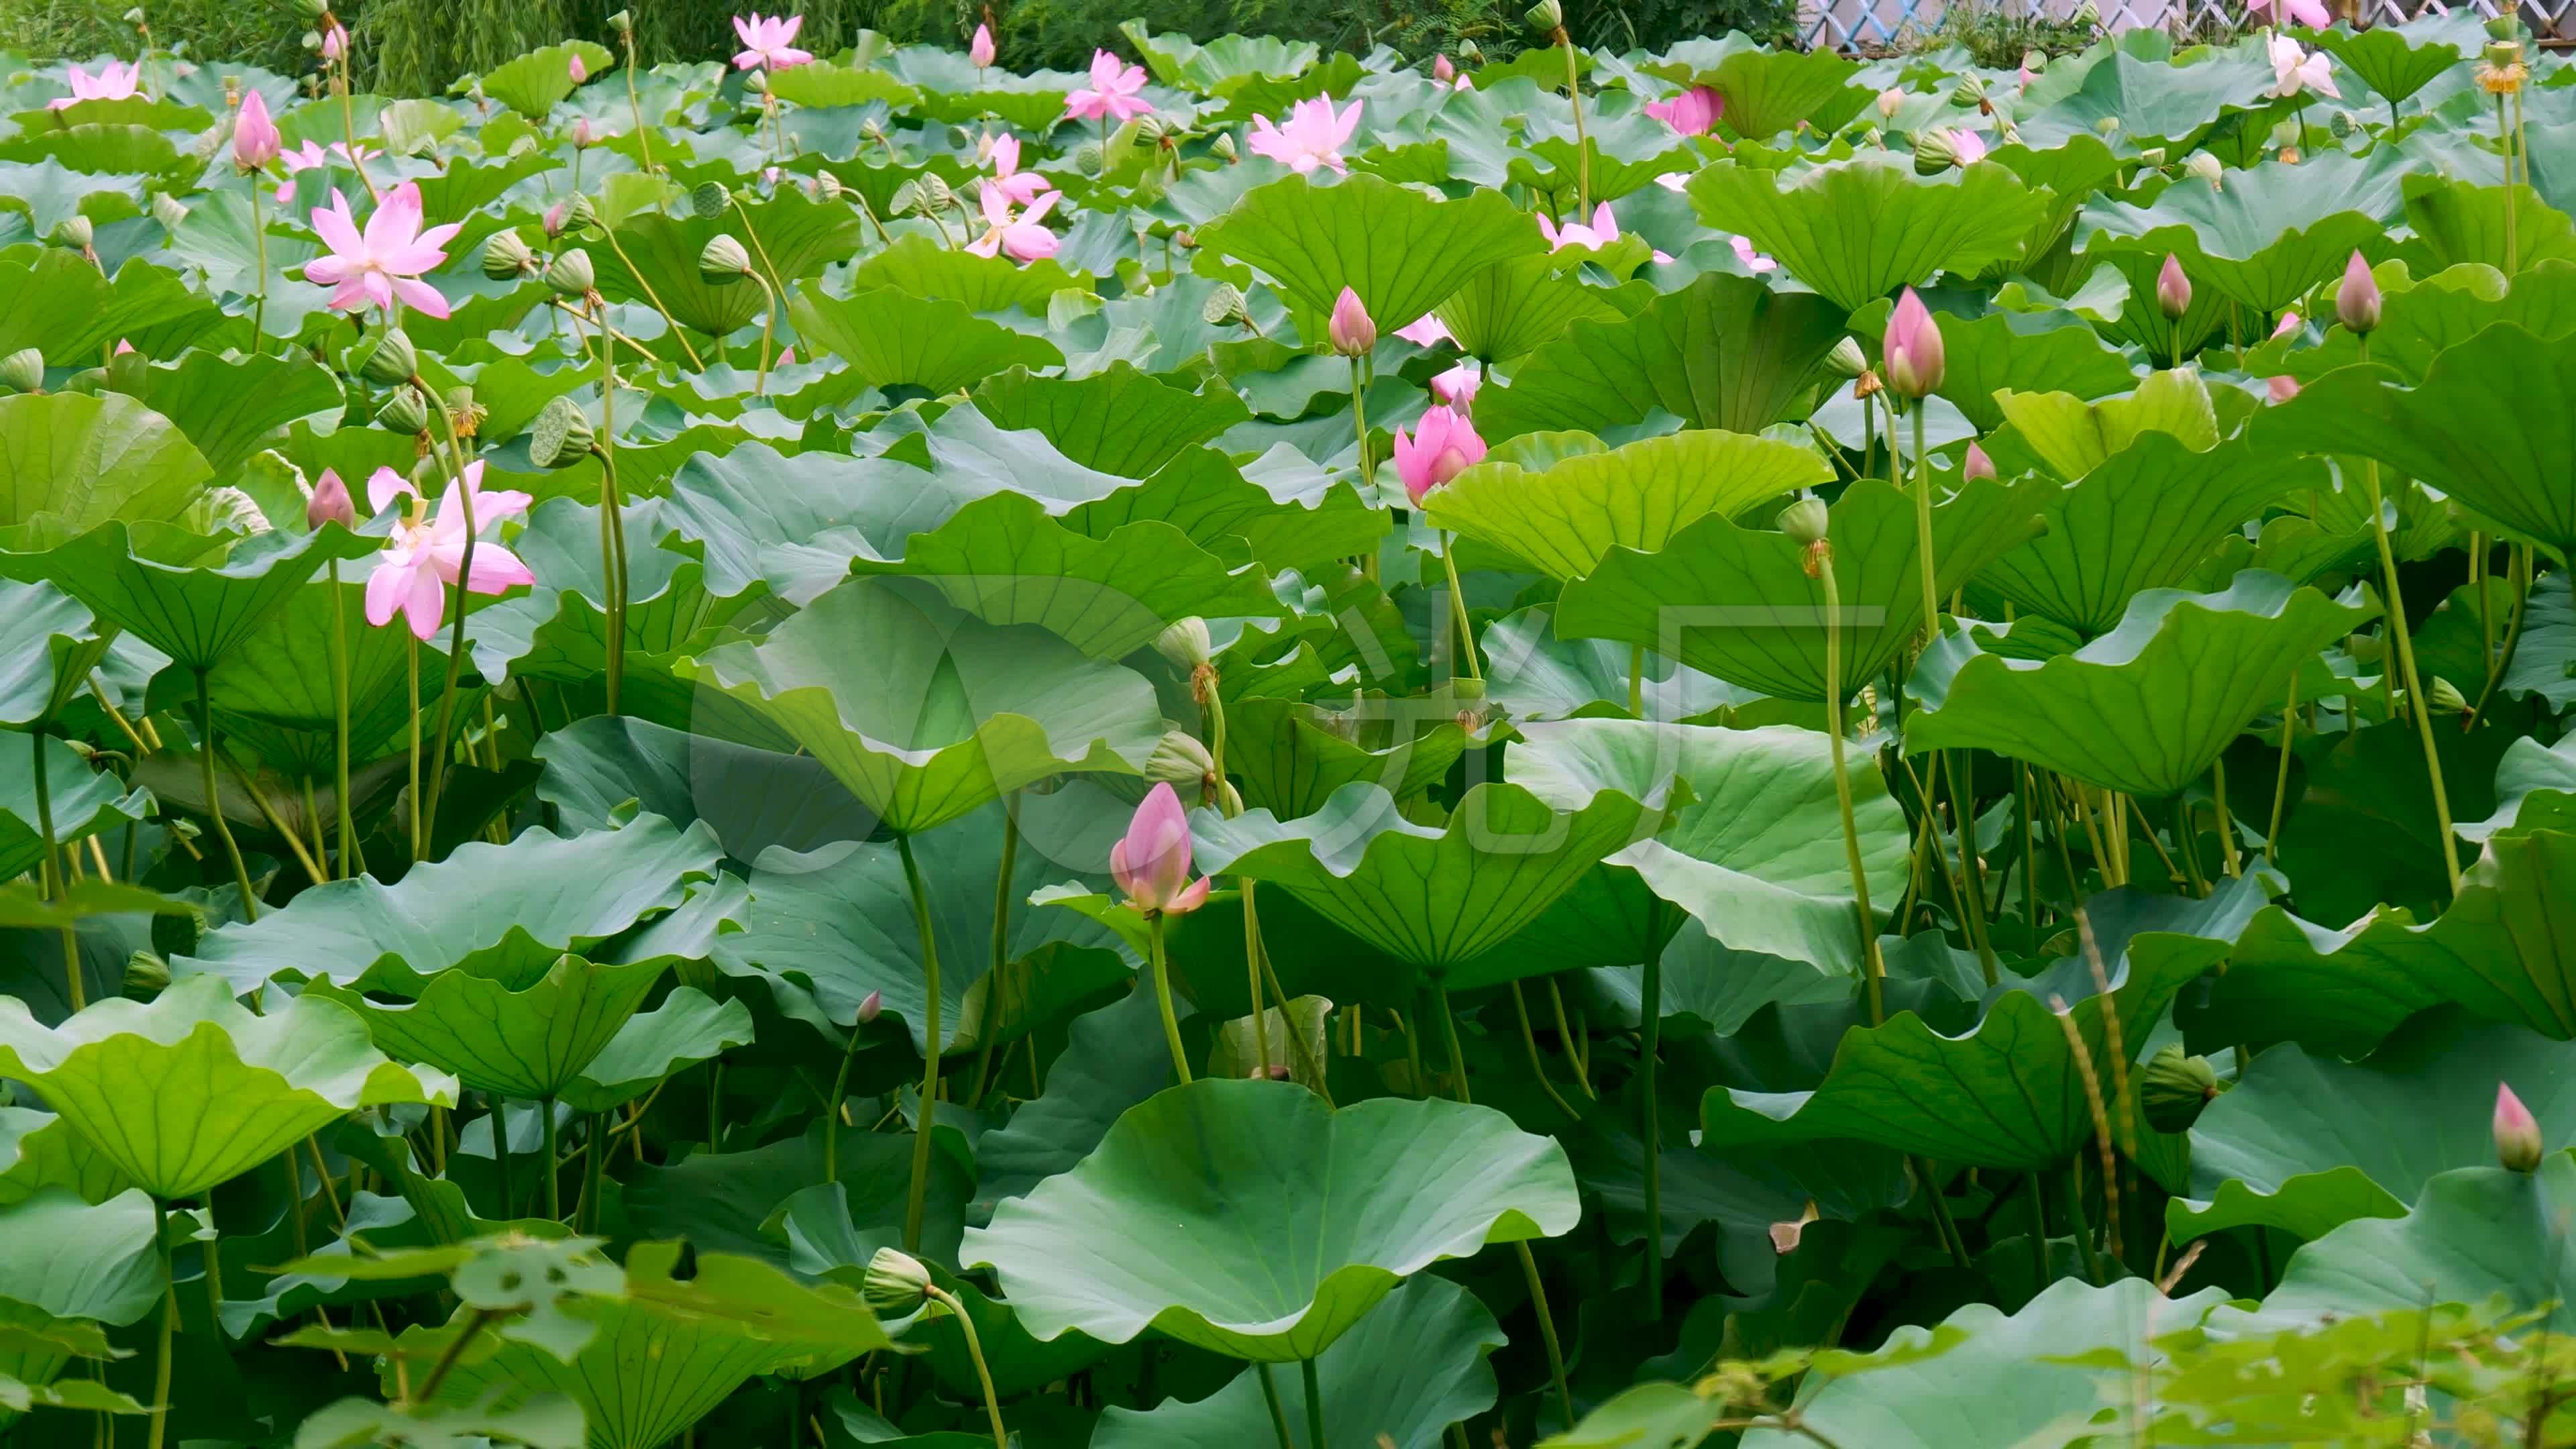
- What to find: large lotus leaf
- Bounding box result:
[1699,881,2254,1173]
[1990,368,2222,482]
[5,523,378,673]
[1092,1275,1503,1449]
[1432,253,1627,367]
[1061,446,1389,576]
[976,983,1175,1210]
[1902,305,2137,436]
[477,42,613,118]
[116,350,345,480]
[2312,23,2465,111]
[0,250,217,365]
[533,715,869,866]
[1224,695,1469,820]
[763,61,921,109]
[1904,572,2375,797]
[0,580,107,729]
[1688,156,2047,313]
[0,973,456,1199]
[2174,1018,2576,1244]
[0,1106,131,1209]
[1557,476,2051,702]
[1189,780,1664,979]
[965,1079,1578,1362]
[1509,719,1908,971]
[847,490,1285,658]
[0,392,212,537]
[676,576,1163,836]
[594,194,865,337]
[304,953,674,1102]
[197,567,434,767]
[2257,323,2576,555]
[468,498,769,692]
[849,234,1091,315]
[1423,429,1829,583]
[1971,433,2325,637]
[1472,272,1847,441]
[2179,830,2576,1057]
[1641,36,1864,140]
[714,790,1126,1054]
[661,445,976,606]
[176,813,724,989]
[2398,178,2576,277]
[2080,152,2399,313]
[971,364,1251,477]
[788,284,1065,394]
[2014,43,2284,150]
[0,736,150,886]
[1481,605,1747,724]
[559,987,755,1116]
[1193,172,1544,339]
[0,1188,160,1326]
[2253,260,2576,389]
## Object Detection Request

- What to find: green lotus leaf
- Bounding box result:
[594,193,866,338]
[1854,303,2137,436]
[1190,780,1664,980]
[1224,694,1468,820]
[1093,1275,1504,1449]
[0,1106,132,1209]
[2013,42,2284,150]
[0,735,150,885]
[0,974,456,1199]
[1971,433,2326,637]
[1059,446,1389,576]
[4,523,378,674]
[661,445,971,605]
[1558,476,2050,702]
[177,813,725,989]
[1193,172,1544,338]
[0,1188,159,1326]
[2474,727,2576,842]
[0,580,107,730]
[1640,35,1865,140]
[849,233,1089,315]
[0,250,216,366]
[1481,604,1747,723]
[789,283,1064,394]
[191,564,434,771]
[304,950,677,1102]
[115,349,345,480]
[469,498,770,697]
[1424,429,1829,583]
[2257,323,2576,555]
[2078,152,2401,313]
[1991,367,2222,480]
[847,490,1285,658]
[1510,718,1908,971]
[2253,260,2576,389]
[476,41,614,119]
[1688,155,2047,312]
[676,576,1163,836]
[1904,572,2375,797]
[2312,23,2469,113]
[291,1395,585,1449]
[1432,253,1628,367]
[2173,1018,2576,1244]
[763,61,921,109]
[1980,134,2126,286]
[1122,21,1314,92]
[2397,178,2576,277]
[971,364,1252,476]
[1472,272,1845,441]
[533,714,869,865]
[965,1079,1578,1361]
[0,392,212,539]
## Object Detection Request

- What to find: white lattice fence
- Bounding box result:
[1798,0,2572,50]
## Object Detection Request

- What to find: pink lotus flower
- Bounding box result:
[965,186,1061,262]
[1538,202,1674,262]
[1884,287,1944,398]
[306,181,460,318]
[1392,405,1487,505]
[1728,233,1776,273]
[732,13,812,70]
[274,139,371,205]
[2267,374,2300,403]
[1952,127,1990,165]
[363,462,535,641]
[2249,0,2331,26]
[2270,309,2302,340]
[307,468,355,531]
[983,133,1049,205]
[2269,34,2337,99]
[1065,49,1151,124]
[113,339,133,356]
[51,60,140,111]
[2497,1083,2544,1171]
[970,23,996,68]
[1395,313,1454,347]
[233,88,279,172]
[1644,85,1721,138]
[321,21,347,62]
[1963,441,1996,482]
[1433,53,1456,83]
[1328,286,1375,355]
[2156,253,2192,317]
[1248,95,1362,174]
[1112,783,1210,916]
[1431,359,1481,410]
[1654,171,1690,192]
[571,116,595,148]
[570,52,588,83]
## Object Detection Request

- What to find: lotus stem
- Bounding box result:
[1245,883,1273,1083]
[1882,391,1902,490]
[1346,356,1374,495]
[2467,544,2532,730]
[595,223,706,369]
[622,30,653,173]
[491,1096,516,1214]
[326,560,358,878]
[1148,914,1191,1085]
[1516,1240,1576,1432]
[1300,1355,1328,1449]
[1556,28,1589,215]
[28,731,82,1011]
[2354,339,2460,896]
[2016,761,2040,932]
[1818,562,1886,1025]
[989,794,1018,1028]
[2267,670,2298,866]
[539,1098,561,1220]
[1946,753,2000,986]
[923,1284,1008,1449]
[2498,94,2518,276]
[405,635,423,859]
[896,832,943,1252]
[1508,982,1580,1121]
[148,1221,175,1449]
[194,669,260,920]
[1546,977,1593,1096]
[1440,540,1482,682]
[410,1307,498,1406]
[1914,1157,1972,1269]
[1910,406,1941,647]
[1638,941,1665,1322]
[333,63,380,205]
[2064,1156,2102,1285]
[248,182,268,356]
[224,753,325,888]
[421,405,482,845]
[1256,1362,1300,1449]
[594,323,629,717]
[580,1112,605,1234]
[1627,643,1644,716]
[2208,755,2242,879]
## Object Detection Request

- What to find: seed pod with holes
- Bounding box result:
[690,180,731,219]
[527,395,596,469]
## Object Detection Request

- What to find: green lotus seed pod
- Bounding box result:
[545,247,596,298]
[527,395,596,469]
[861,1247,932,1316]
[0,348,43,394]
[1201,281,1249,327]
[1210,130,1238,163]
[123,951,171,1002]
[1824,336,1868,380]
[810,170,843,201]
[1778,496,1830,545]
[1074,143,1104,177]
[1911,127,1960,176]
[1525,0,1564,32]
[1949,74,1986,108]
[55,215,93,250]
[482,229,535,280]
[152,192,190,231]
[690,180,731,219]
[1155,617,1212,669]
[352,326,417,386]
[377,383,431,435]
[699,233,753,285]
[1144,731,1216,790]
[606,9,633,32]
[2140,1043,2221,1133]
[559,193,600,233]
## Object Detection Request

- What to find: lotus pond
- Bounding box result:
[1,6,2575,1447]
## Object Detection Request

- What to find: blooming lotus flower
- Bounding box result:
[570,52,588,83]
[1883,287,1944,398]
[1952,127,1990,165]
[1654,171,1690,192]
[1728,233,1776,273]
[1391,405,1487,505]
[1328,287,1375,356]
[970,23,996,68]
[2249,0,2332,27]
[777,345,794,365]
[1644,85,1721,137]
[2497,1083,2544,1172]
[51,60,140,111]
[983,133,1049,205]
[233,88,279,172]
[274,139,371,205]
[1432,358,1481,410]
[1112,782,1210,916]
[1877,87,1903,120]
[307,468,354,531]
[307,181,461,318]
[965,186,1060,262]
[1538,202,1619,251]
[2269,34,2337,98]
[1248,95,1362,174]
[1395,313,1454,347]
[1065,49,1152,123]
[363,462,535,641]
[732,13,812,70]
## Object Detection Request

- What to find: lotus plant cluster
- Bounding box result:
[0,9,2572,1449]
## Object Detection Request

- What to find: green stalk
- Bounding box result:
[1818,560,1886,1024]
[327,560,356,877]
[1431,989,1570,1427]
[823,1008,861,1186]
[1508,982,1580,1120]
[1947,752,2000,986]
[248,180,269,356]
[1910,405,1941,645]
[1148,914,1191,1085]
[1558,29,1589,215]
[492,1097,514,1216]
[28,731,82,1011]
[2355,339,2459,897]
[540,1099,561,1220]
[1638,940,1664,1322]
[594,322,628,716]
[1256,1362,1300,1449]
[1301,1356,1327,1449]
[420,406,482,843]
[146,1210,174,1449]
[1347,356,1373,492]
[924,1284,1008,1449]
[621,27,653,174]
[1440,540,1483,682]
[592,223,706,369]
[1516,1242,1575,1432]
[2025,1171,2051,1288]
[896,833,943,1252]
[580,1112,605,1234]
[1627,642,1644,716]
[406,634,422,859]
[2266,672,2298,866]
[195,669,260,920]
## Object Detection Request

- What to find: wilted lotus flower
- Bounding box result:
[1963,441,1996,482]
[1644,85,1721,138]
[307,468,356,531]
[307,180,462,318]
[362,462,535,641]
[1882,288,1945,398]
[2496,1082,2544,1172]
[2335,250,2379,333]
[970,23,996,68]
[2156,253,2192,318]
[233,87,279,172]
[2268,34,2337,98]
[731,13,813,70]
[1065,49,1152,123]
[1391,405,1487,505]
[1328,287,1375,356]
[1248,95,1362,174]
[52,59,141,111]
[1112,783,1210,916]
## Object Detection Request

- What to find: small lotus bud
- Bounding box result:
[2184,151,2224,189]
[2136,146,2165,168]
[1156,617,1213,670]
[352,326,417,386]
[546,247,596,299]
[856,989,883,1024]
[1876,87,1902,121]
[1525,0,1564,33]
[1824,336,1867,380]
[2094,115,2121,136]
[1210,131,1237,163]
[570,117,594,148]
[307,467,356,529]
[1778,496,1829,545]
[2267,374,2300,403]
[482,229,536,280]
[969,22,997,68]
[861,1246,932,1314]
[376,384,431,435]
[152,192,190,231]
[2140,1044,2221,1132]
[1146,731,1217,793]
[699,233,753,285]
[1434,53,1456,83]
[2334,251,2380,334]
[2497,1083,2544,1171]
[1882,288,1945,399]
[1962,441,1996,482]
[55,215,93,251]
[569,52,588,84]
[1202,282,1250,328]
[1327,287,1375,356]
[0,348,42,394]
[2156,254,2192,319]
[123,951,171,1002]
[527,395,596,468]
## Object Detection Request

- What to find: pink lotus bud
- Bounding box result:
[2269,310,2301,340]
[2156,253,2191,319]
[571,117,593,148]
[307,468,355,530]
[2497,1082,2544,1171]
[570,52,588,83]
[777,345,794,366]
[543,200,568,237]
[321,21,347,61]
[1391,405,1487,505]
[1877,87,1902,120]
[1248,1063,1290,1080]
[857,989,883,1025]
[1328,286,1375,357]
[1434,53,1456,83]
[970,23,996,68]
[1882,288,1944,398]
[2267,374,2300,404]
[1963,441,1995,482]
[1112,783,1211,916]
[233,87,280,172]
[2335,250,2380,334]
[113,339,133,356]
